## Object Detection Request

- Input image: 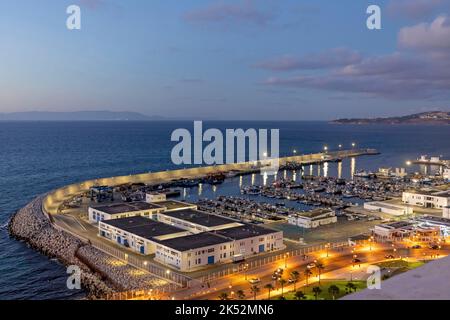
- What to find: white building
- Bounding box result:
[444,206,450,219]
[444,169,450,181]
[155,224,284,271]
[88,202,165,223]
[96,203,284,271]
[364,201,413,216]
[402,189,450,209]
[288,208,337,229]
[373,221,416,241]
[146,192,167,203]
[99,216,190,254]
[157,209,242,233]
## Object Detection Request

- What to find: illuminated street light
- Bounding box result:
[323,146,328,152]
[351,142,356,148]
[338,144,342,149]
[406,161,412,166]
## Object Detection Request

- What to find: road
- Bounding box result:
[177,242,449,300]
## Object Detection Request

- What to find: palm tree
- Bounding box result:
[289,271,300,292]
[315,261,325,285]
[312,286,322,300]
[278,278,287,297]
[304,268,313,287]
[294,291,306,300]
[218,292,229,300]
[328,285,340,300]
[264,283,274,300]
[236,290,246,300]
[345,282,357,293]
[250,285,260,300]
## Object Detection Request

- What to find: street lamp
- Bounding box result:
[284,253,289,268]
[324,146,328,152]
[351,142,356,148]
[326,243,330,257]
[406,161,412,166]
[338,144,342,149]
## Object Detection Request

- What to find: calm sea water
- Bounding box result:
[0,121,449,299]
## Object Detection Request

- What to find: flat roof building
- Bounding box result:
[288,208,337,229]
[402,189,450,209]
[88,202,165,223]
[158,209,242,233]
[364,201,413,216]
[99,216,190,255]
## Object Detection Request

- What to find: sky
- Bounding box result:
[0,0,450,120]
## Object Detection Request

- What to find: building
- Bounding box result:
[444,206,450,219]
[88,202,165,223]
[146,192,167,203]
[157,209,242,233]
[364,201,413,216]
[416,215,450,238]
[444,169,450,181]
[95,202,284,271]
[99,216,190,254]
[288,208,337,229]
[373,220,439,242]
[155,224,283,271]
[373,221,416,241]
[402,189,450,209]
[154,200,198,212]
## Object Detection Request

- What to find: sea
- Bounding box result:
[0,121,449,300]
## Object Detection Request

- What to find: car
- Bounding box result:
[352,258,361,264]
[288,278,296,284]
[275,268,284,275]
[385,255,395,259]
[248,278,261,284]
[307,262,316,269]
[272,274,279,280]
[429,244,439,250]
[411,245,422,249]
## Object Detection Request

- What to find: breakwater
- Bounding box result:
[8,196,168,299]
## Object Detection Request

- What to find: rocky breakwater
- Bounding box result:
[8,196,116,299]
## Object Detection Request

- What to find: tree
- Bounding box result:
[278,278,287,297]
[294,291,306,300]
[289,271,300,292]
[312,286,322,300]
[264,283,274,300]
[304,269,313,287]
[345,282,357,293]
[250,285,260,300]
[236,290,245,300]
[316,261,325,285]
[218,292,228,300]
[328,285,340,300]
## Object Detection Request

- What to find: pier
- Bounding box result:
[43,148,379,216]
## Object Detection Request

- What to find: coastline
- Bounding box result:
[8,196,117,299]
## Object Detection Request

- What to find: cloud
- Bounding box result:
[183,0,273,26]
[254,48,362,71]
[263,52,450,100]
[399,15,450,53]
[387,0,449,19]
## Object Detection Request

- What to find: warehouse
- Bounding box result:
[88,202,165,223]
[288,208,337,229]
[157,209,242,233]
[98,216,190,254]
[364,201,413,216]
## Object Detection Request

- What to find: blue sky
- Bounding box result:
[1,0,449,120]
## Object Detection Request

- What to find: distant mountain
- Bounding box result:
[0,111,166,121]
[332,111,450,125]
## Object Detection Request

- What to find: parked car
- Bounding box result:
[385,255,395,259]
[411,245,422,249]
[307,262,316,269]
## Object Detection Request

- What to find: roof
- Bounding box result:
[160,209,237,227]
[377,221,414,230]
[156,200,197,211]
[157,232,230,251]
[417,215,450,227]
[293,208,335,220]
[214,224,278,240]
[101,216,185,240]
[405,189,450,197]
[92,202,163,215]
